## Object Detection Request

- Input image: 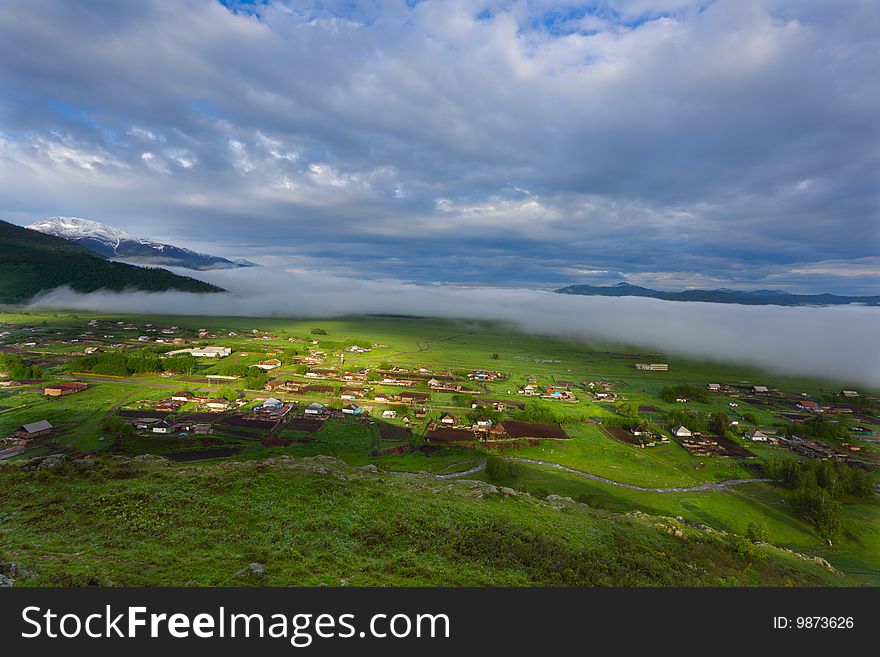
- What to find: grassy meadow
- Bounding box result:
[0,309,877,585]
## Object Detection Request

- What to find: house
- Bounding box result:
[398,391,430,404]
[427,378,441,388]
[206,399,231,410]
[439,413,455,425]
[751,385,770,394]
[745,429,770,442]
[342,403,363,415]
[340,388,366,400]
[44,382,88,397]
[16,420,53,439]
[256,359,282,371]
[171,391,195,402]
[152,420,174,434]
[797,400,820,412]
[304,403,325,416]
[841,390,859,398]
[635,363,668,371]
[671,425,692,438]
[706,383,721,391]
[475,418,493,429]
[402,416,412,424]
[381,410,397,419]
[415,407,428,418]
[262,397,283,410]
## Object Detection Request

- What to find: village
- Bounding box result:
[2,314,877,476]
[1,310,879,589]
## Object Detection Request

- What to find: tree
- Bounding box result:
[491,353,499,360]
[793,486,841,544]
[746,522,766,543]
[485,456,519,483]
[613,401,638,419]
[218,387,239,402]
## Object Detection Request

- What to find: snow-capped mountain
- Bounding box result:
[27,217,258,271]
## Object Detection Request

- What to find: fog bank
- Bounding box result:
[27,267,880,387]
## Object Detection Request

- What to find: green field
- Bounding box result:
[0,309,877,586]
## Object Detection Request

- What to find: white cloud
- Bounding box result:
[27,266,880,387]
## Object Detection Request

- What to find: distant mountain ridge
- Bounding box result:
[0,220,224,304]
[27,217,258,270]
[555,282,880,306]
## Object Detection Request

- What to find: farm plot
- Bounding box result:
[375,421,412,441]
[502,421,569,439]
[603,426,642,447]
[285,418,325,432]
[219,416,278,430]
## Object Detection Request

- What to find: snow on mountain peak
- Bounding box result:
[27,216,135,251]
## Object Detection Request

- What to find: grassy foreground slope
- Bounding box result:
[0,454,844,587]
[0,220,224,303]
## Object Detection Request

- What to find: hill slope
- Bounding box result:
[27,216,258,270]
[555,282,880,306]
[0,455,845,586]
[0,220,224,304]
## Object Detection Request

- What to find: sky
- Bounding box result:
[0,0,878,293]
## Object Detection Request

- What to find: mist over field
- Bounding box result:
[28,267,880,387]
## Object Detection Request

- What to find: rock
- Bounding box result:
[357,464,379,473]
[133,454,168,463]
[37,454,70,470]
[248,563,265,577]
[500,487,517,496]
[0,574,12,588]
[0,562,35,580]
[486,485,499,494]
[546,495,574,504]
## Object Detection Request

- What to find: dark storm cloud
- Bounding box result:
[0,0,877,292]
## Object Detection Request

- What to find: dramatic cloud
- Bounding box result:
[28,267,880,386]
[0,0,877,291]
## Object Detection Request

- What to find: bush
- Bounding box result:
[746,522,766,543]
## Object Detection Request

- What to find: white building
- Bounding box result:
[304,403,325,416]
[671,425,692,438]
[168,346,232,358]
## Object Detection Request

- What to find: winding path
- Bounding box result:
[434,456,770,492]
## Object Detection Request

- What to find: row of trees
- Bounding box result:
[0,354,45,380]
[658,384,709,404]
[665,408,734,436]
[765,458,873,544]
[67,350,199,376]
